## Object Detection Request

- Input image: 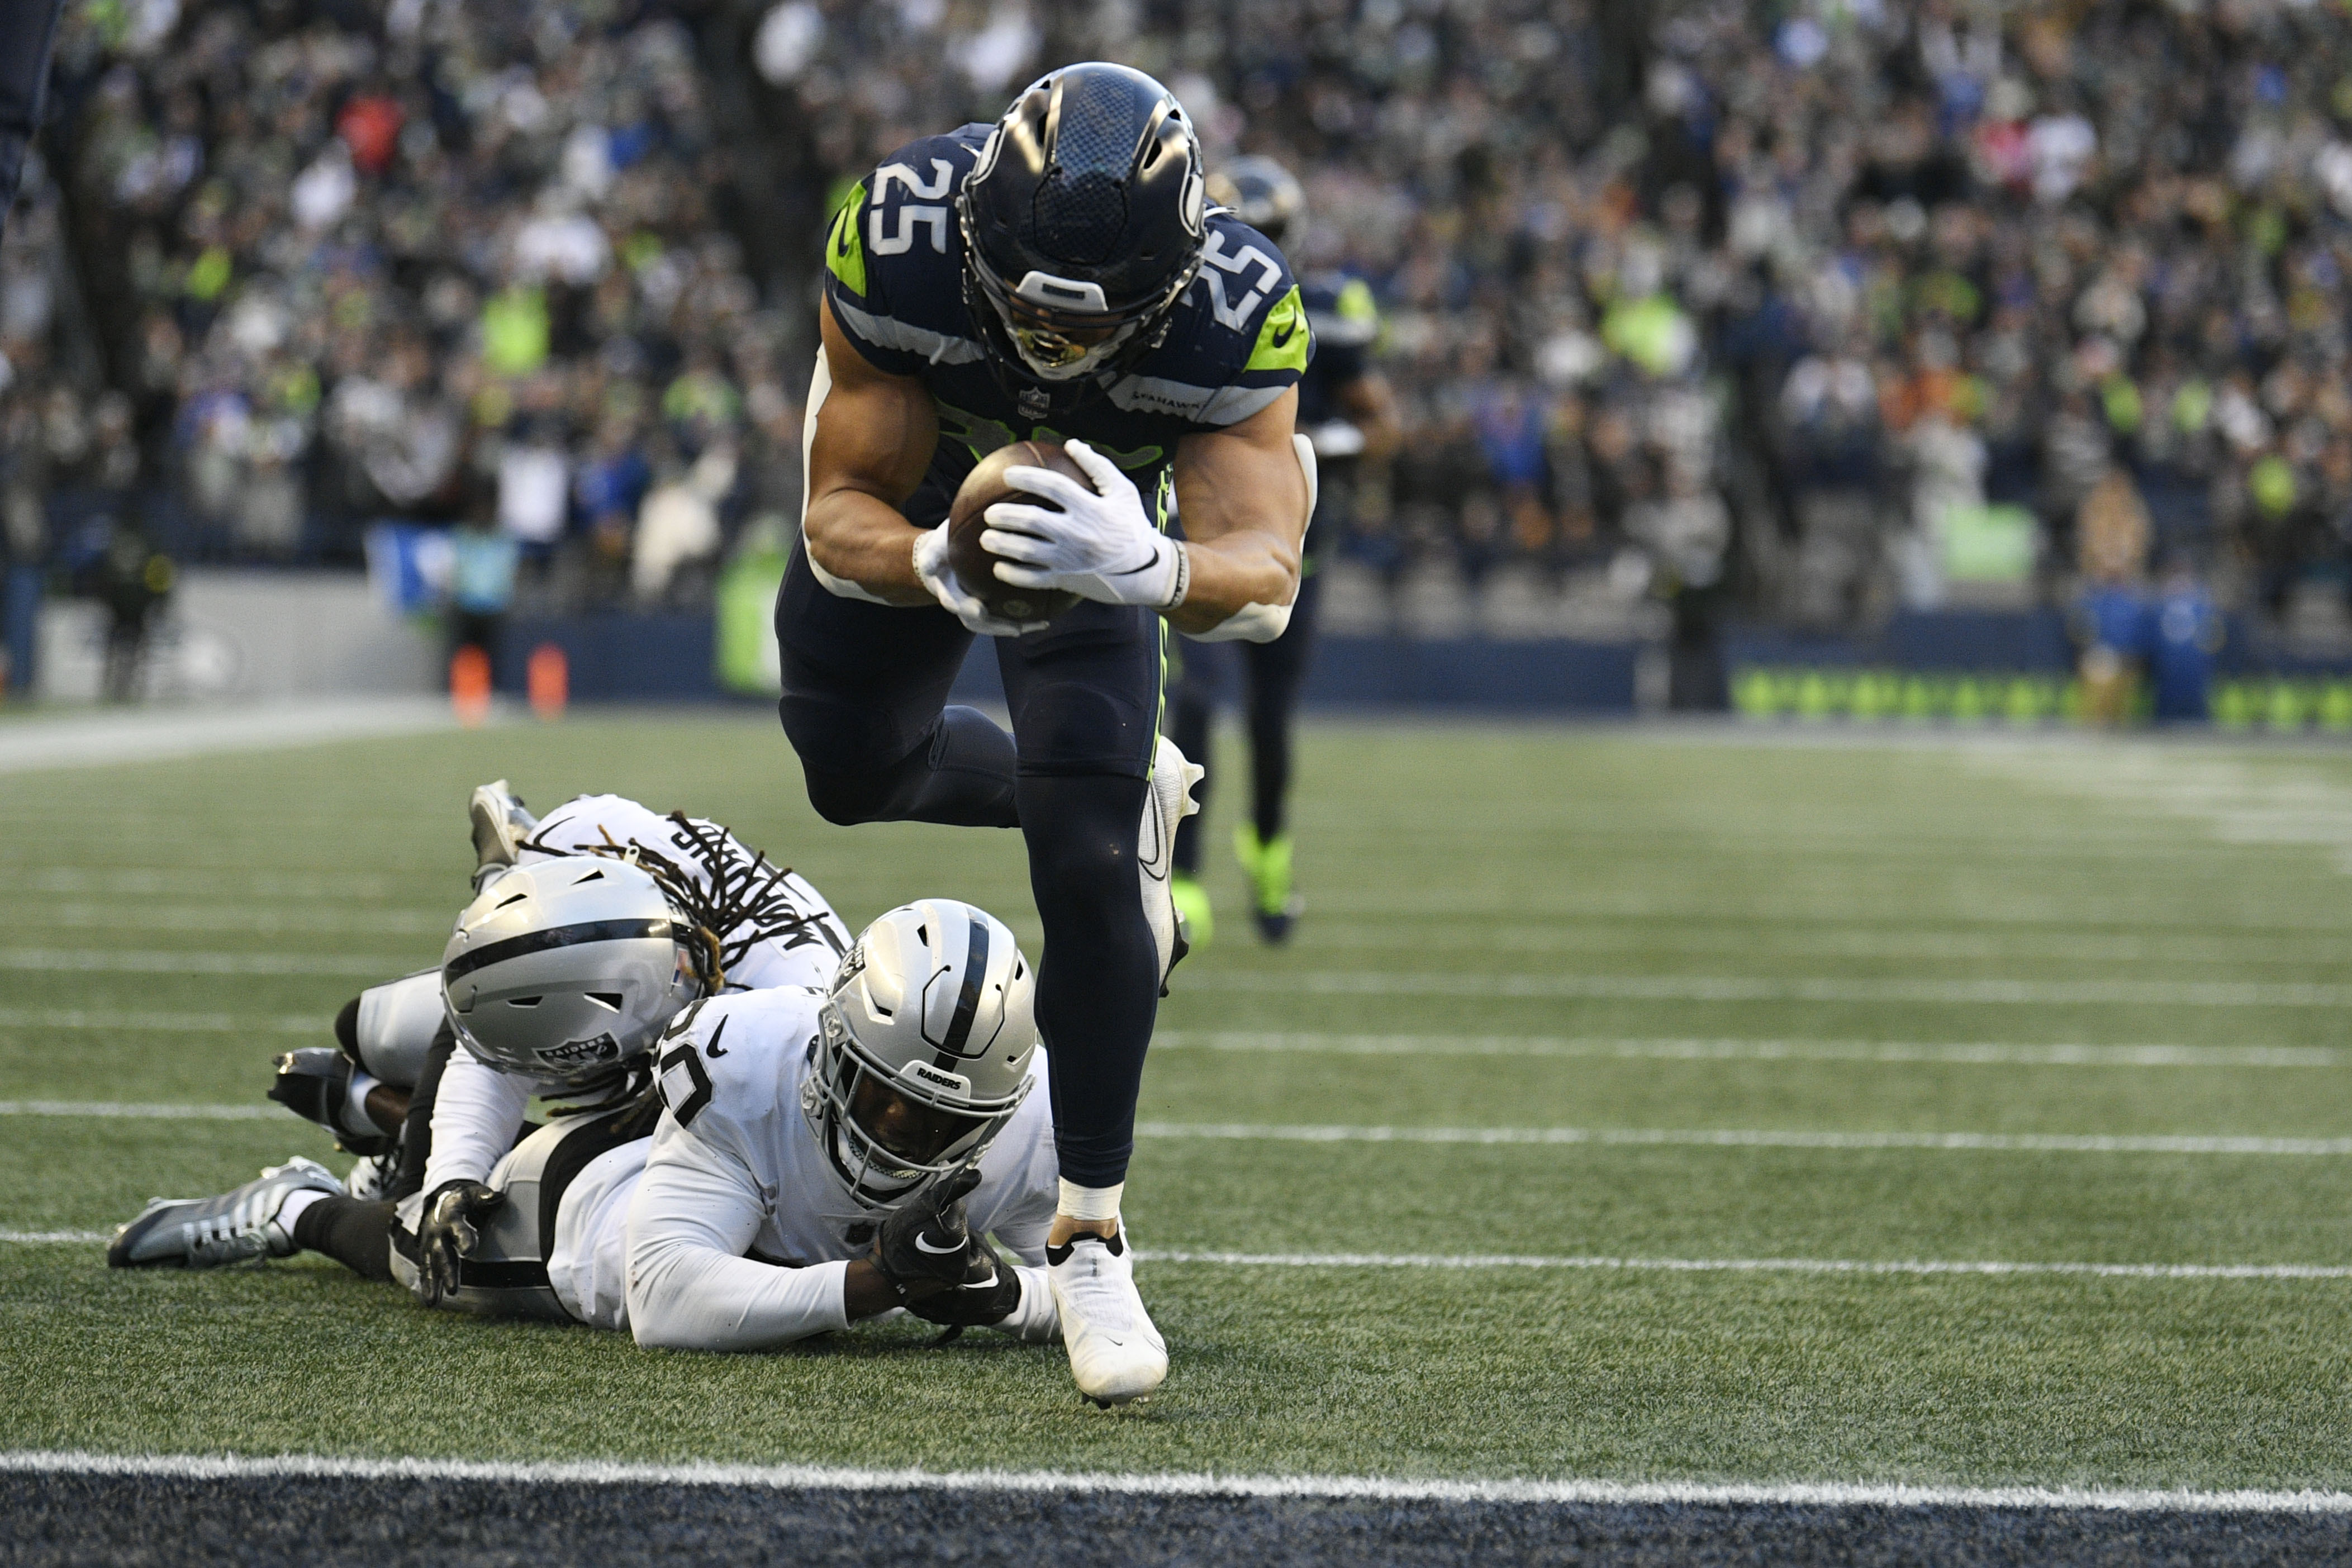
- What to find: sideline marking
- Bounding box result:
[0,698,462,775]
[0,1009,321,1035]
[1187,972,2352,1008]
[0,1230,108,1243]
[7,1100,2341,1154]
[1151,1032,2337,1068]
[1134,1122,2352,1156]
[1,1450,2346,1513]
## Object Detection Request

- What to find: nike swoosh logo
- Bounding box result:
[1271,321,1297,346]
[913,1234,964,1255]
[836,221,854,258]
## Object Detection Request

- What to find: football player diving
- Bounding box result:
[108,788,1065,1350]
[785,60,1316,1404]
[1167,156,1400,945]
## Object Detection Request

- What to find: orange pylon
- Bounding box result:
[450,644,492,728]
[528,643,568,721]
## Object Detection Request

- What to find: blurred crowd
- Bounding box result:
[8,0,2352,651]
[4,0,805,624]
[747,0,2352,650]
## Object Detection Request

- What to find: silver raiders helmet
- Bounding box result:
[804,899,1038,1208]
[441,855,712,1089]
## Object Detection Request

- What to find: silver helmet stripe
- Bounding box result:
[444,918,674,983]
[935,914,989,1066]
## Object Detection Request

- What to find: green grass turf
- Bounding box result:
[5,715,2352,1486]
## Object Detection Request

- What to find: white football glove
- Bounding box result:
[981,439,1186,609]
[911,520,1048,638]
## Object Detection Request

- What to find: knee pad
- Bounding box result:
[1014,681,1153,778]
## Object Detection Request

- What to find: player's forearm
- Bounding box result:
[417,1051,533,1190]
[1166,531,1300,636]
[626,1234,854,1350]
[802,489,933,605]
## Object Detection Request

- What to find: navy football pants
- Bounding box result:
[775,546,1161,1189]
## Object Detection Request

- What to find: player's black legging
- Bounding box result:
[775,546,1161,1188]
[1168,567,1322,876]
[292,1024,459,1282]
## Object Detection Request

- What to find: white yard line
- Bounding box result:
[0,699,463,775]
[1150,1032,2338,1068]
[1185,972,2352,1007]
[0,1009,322,1034]
[1133,1122,2352,1155]
[8,1230,2346,1286]
[6,1099,2337,1153]
[0,1450,2344,1513]
[1134,1249,2352,1281]
[0,949,410,977]
[0,1101,275,1119]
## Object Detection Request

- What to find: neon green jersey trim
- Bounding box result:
[1246,285,1309,376]
[826,186,868,298]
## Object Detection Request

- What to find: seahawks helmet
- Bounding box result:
[802,900,1038,1209]
[441,856,714,1090]
[1206,155,1304,247]
[958,61,1208,384]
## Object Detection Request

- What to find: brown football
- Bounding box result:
[946,440,1087,625]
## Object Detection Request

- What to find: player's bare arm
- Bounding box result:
[1165,386,1310,636]
[802,297,939,606]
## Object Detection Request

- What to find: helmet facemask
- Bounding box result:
[804,999,1028,1209]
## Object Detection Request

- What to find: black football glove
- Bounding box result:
[268,1048,395,1156]
[868,1167,989,1305]
[902,1247,1021,1328]
[413,1180,503,1307]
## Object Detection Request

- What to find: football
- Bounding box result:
[946,441,1089,625]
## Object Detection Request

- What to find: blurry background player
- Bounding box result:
[0,0,62,237]
[1167,158,1398,945]
[786,63,1314,1403]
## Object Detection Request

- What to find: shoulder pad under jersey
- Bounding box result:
[650,987,825,1166]
[824,127,992,378]
[1103,212,1309,430]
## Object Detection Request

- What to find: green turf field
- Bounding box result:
[6,715,2352,1488]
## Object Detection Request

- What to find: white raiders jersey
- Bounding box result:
[418,795,850,1199]
[624,986,1059,1351]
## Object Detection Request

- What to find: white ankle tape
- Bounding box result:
[1057,1180,1123,1223]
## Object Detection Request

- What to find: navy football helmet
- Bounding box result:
[958,63,1208,384]
[1205,156,1304,247]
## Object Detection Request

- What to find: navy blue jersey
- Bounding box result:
[1295,272,1378,430]
[823,126,1310,525]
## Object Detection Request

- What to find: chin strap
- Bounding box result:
[1184,434,1315,644]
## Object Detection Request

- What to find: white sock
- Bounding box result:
[1057,1179,1123,1224]
[276,1187,329,1239]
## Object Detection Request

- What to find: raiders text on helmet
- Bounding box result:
[804,899,1038,1208]
[441,856,712,1091]
[958,62,1207,383]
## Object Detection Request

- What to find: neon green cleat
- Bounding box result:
[1233,825,1303,945]
[1170,873,1214,948]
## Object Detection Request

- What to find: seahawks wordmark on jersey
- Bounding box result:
[824,126,1311,528]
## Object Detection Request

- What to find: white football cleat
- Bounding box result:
[1139,737,1204,990]
[468,779,540,881]
[107,1157,344,1270]
[1048,1227,1167,1407]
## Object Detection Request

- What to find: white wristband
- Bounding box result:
[1161,540,1190,610]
